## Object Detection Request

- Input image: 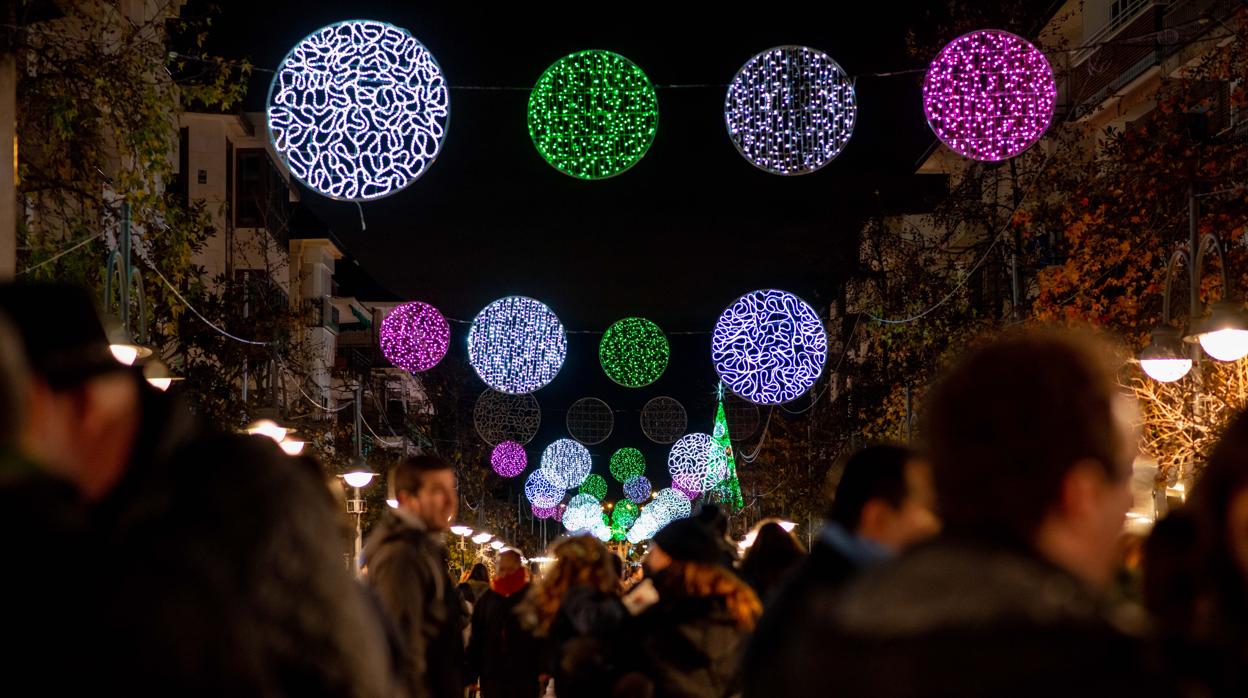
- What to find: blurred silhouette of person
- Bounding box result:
[467,548,541,698]
[738,519,806,601]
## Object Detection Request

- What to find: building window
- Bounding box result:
[235,148,267,228]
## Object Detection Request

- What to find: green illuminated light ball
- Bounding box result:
[579,473,609,501]
[600,318,669,387]
[609,447,646,483]
[612,500,639,529]
[528,50,659,179]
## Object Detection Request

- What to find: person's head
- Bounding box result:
[521,535,618,635]
[392,454,457,531]
[0,283,143,499]
[828,444,940,551]
[695,503,729,538]
[1187,409,1248,613]
[925,329,1136,588]
[496,549,524,577]
[648,517,722,574]
[740,520,806,587]
[469,562,490,582]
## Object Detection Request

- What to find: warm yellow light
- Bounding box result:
[245,419,287,443]
[1199,328,1248,361]
[110,344,139,366]
[279,439,305,456]
[450,525,474,536]
[778,520,797,532]
[146,377,173,391]
[1140,358,1193,383]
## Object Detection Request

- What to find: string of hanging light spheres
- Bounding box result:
[263,21,1061,196]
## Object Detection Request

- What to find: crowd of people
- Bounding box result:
[5,283,1248,696]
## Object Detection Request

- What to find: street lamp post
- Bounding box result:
[1141,185,1248,382]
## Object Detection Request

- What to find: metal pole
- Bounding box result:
[354,381,364,458]
[120,201,131,334]
[1190,183,1203,431]
[353,484,364,576]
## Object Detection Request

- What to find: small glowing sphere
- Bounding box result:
[528,50,658,179]
[623,475,652,504]
[922,29,1056,161]
[525,469,565,508]
[540,438,593,489]
[380,302,451,373]
[600,317,669,387]
[579,473,609,501]
[468,296,567,394]
[609,448,646,483]
[712,289,828,405]
[490,441,527,478]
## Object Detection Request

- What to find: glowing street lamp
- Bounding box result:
[471,532,493,545]
[1140,327,1193,383]
[1189,300,1248,362]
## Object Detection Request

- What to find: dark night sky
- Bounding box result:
[206,1,941,488]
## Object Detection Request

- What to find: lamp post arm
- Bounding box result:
[1196,232,1232,303]
[1162,249,1191,325]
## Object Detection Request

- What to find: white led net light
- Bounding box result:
[668,432,728,494]
[524,469,564,508]
[712,289,828,405]
[725,45,857,175]
[268,20,450,201]
[539,438,592,490]
[468,296,567,395]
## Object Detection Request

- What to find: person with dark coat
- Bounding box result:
[461,562,491,606]
[1146,409,1248,695]
[774,330,1176,697]
[366,454,465,698]
[467,548,541,698]
[743,444,939,697]
[0,283,394,697]
[517,534,628,698]
[625,518,762,698]
[737,519,806,602]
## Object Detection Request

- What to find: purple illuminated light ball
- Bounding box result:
[532,504,561,520]
[624,475,652,504]
[379,301,450,373]
[922,30,1056,162]
[491,441,527,478]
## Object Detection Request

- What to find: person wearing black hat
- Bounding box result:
[622,518,763,698]
[0,282,395,697]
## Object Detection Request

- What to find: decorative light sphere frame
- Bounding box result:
[599,317,670,387]
[640,396,688,445]
[468,296,567,395]
[532,503,561,520]
[490,441,527,478]
[540,438,593,489]
[525,469,565,508]
[712,289,828,405]
[379,301,450,373]
[725,45,857,175]
[527,50,659,180]
[566,397,615,445]
[922,29,1057,162]
[473,390,542,445]
[267,20,450,201]
[609,447,646,483]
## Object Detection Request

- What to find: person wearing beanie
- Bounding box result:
[623,518,763,698]
[466,549,541,698]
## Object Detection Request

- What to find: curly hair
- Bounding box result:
[659,560,763,630]
[519,535,619,636]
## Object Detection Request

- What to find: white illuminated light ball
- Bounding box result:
[725,46,857,175]
[524,469,565,508]
[712,289,828,405]
[540,438,592,490]
[268,20,450,201]
[1140,358,1193,383]
[468,297,567,394]
[1199,329,1248,362]
[668,433,727,494]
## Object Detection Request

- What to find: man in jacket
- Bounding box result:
[0,283,394,697]
[771,330,1172,697]
[467,548,541,698]
[366,454,465,698]
[744,444,939,697]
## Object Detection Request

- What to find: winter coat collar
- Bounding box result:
[818,521,894,568]
[834,535,1142,639]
